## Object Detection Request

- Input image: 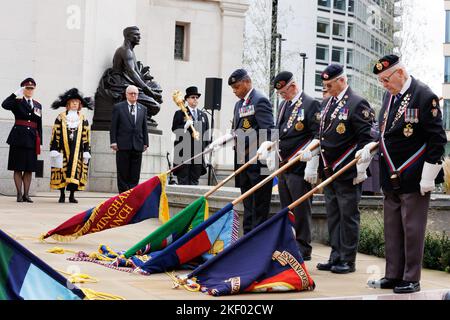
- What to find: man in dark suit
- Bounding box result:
[229,68,275,234]
[172,86,210,185]
[368,55,446,294]
[312,64,376,274]
[110,85,149,193]
[2,78,42,203]
[260,71,321,260]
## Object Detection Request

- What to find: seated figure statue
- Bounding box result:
[94,26,163,130]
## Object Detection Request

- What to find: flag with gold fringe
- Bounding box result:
[40,173,170,242]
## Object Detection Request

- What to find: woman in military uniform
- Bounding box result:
[1,78,42,203]
[49,88,92,203]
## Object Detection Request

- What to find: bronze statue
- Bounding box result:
[93,26,163,131]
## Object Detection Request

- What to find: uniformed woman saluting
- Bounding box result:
[1,78,43,203]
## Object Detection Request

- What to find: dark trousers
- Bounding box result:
[323,179,362,264]
[175,164,203,185]
[383,191,430,282]
[238,164,273,234]
[116,149,143,193]
[278,172,312,257]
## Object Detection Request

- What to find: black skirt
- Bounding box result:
[8,146,37,172]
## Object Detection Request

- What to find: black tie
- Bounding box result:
[27,99,32,108]
[130,105,135,121]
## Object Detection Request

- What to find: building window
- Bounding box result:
[318,0,331,8]
[332,46,344,64]
[348,0,355,13]
[347,74,353,86]
[332,20,345,38]
[445,57,450,83]
[333,0,346,11]
[316,44,329,62]
[174,23,190,60]
[446,11,450,43]
[444,100,450,130]
[315,71,323,87]
[317,18,330,36]
[347,49,353,66]
[347,23,354,40]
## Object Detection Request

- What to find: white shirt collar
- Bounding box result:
[335,85,349,101]
[244,88,254,102]
[290,90,302,104]
[399,76,412,95]
[127,100,137,106]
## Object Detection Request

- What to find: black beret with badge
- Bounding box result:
[228,68,249,86]
[273,71,294,90]
[20,77,36,88]
[320,64,344,81]
[373,54,400,75]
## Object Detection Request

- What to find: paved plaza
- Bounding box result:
[1,192,449,300]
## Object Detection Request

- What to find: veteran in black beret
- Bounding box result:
[172,86,210,185]
[228,68,275,234]
[1,78,43,203]
[258,71,321,260]
[309,64,376,274]
[367,55,446,294]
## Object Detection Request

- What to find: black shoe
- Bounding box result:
[69,197,78,203]
[317,261,336,271]
[368,277,402,289]
[393,281,420,294]
[16,193,23,202]
[58,194,65,203]
[331,262,355,274]
[22,195,33,203]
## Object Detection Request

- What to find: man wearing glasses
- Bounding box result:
[171,86,210,185]
[110,85,149,193]
[257,71,321,260]
[312,64,376,274]
[368,55,446,294]
[2,78,42,203]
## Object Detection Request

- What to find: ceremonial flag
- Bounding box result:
[187,208,315,296]
[136,203,239,274]
[40,174,170,242]
[124,196,209,258]
[0,229,85,300]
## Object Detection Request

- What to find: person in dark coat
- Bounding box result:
[1,78,42,202]
[229,68,275,234]
[110,85,149,193]
[368,55,447,294]
[171,86,210,185]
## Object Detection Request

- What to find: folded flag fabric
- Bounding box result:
[124,196,209,258]
[40,173,170,242]
[187,208,315,296]
[136,202,239,274]
[0,229,85,300]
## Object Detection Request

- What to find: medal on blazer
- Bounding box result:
[403,123,413,137]
[336,122,346,134]
[242,118,251,130]
[295,121,304,131]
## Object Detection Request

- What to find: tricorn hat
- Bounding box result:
[184,86,201,100]
[51,88,93,110]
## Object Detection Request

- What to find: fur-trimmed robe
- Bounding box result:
[50,111,90,190]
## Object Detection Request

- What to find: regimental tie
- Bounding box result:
[27,99,32,109]
[130,104,135,120]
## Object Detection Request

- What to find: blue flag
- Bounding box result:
[187,208,315,296]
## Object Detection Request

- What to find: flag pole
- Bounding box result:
[287,142,379,210]
[232,141,320,206]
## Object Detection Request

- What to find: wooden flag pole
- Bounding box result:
[287,142,379,211]
[232,141,320,206]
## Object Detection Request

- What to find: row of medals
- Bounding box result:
[329,96,349,135]
[285,98,304,132]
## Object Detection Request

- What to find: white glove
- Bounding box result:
[420,162,442,196]
[183,119,194,133]
[304,155,319,184]
[292,139,320,162]
[204,154,211,166]
[83,152,91,164]
[50,150,60,158]
[265,149,277,171]
[14,87,24,97]
[50,150,63,169]
[257,141,274,161]
[356,142,377,164]
[353,161,370,185]
[207,133,235,151]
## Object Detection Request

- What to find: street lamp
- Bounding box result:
[300,53,308,91]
